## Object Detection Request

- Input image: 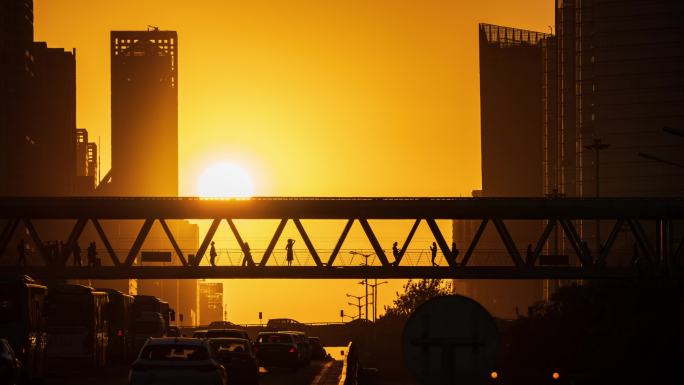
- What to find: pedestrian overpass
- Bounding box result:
[1,197,682,279]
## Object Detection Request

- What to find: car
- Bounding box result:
[265,318,303,331]
[129,338,227,385]
[209,338,259,385]
[255,332,302,370]
[280,331,311,365]
[0,339,21,385]
[207,321,236,329]
[205,329,252,345]
[193,330,208,339]
[167,326,181,337]
[308,337,327,360]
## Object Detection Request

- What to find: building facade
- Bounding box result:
[107,29,178,196]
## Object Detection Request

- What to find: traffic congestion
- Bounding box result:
[0,275,335,385]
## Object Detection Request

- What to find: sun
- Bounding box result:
[197,162,255,198]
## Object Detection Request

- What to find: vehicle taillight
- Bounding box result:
[254,346,259,353]
[117,330,123,337]
[289,347,297,353]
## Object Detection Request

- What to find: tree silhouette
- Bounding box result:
[384,279,453,318]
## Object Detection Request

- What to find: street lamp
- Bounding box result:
[369,280,388,322]
[350,251,373,321]
[584,138,610,256]
[346,293,364,320]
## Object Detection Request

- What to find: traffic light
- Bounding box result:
[258,311,262,320]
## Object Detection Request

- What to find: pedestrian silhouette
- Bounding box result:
[392,242,400,265]
[17,239,27,267]
[73,242,82,267]
[241,242,254,267]
[451,241,460,265]
[285,239,295,266]
[209,241,218,267]
[87,242,97,267]
[430,242,438,266]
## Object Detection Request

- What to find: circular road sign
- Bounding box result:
[402,295,499,385]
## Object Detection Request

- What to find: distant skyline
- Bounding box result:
[33,0,554,323]
[35,0,553,198]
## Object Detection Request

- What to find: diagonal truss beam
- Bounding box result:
[597,219,625,265]
[260,219,287,266]
[529,219,557,266]
[395,219,421,266]
[22,219,51,266]
[461,219,489,267]
[491,219,525,267]
[559,219,593,266]
[358,219,390,266]
[425,218,457,267]
[125,219,155,267]
[91,219,121,266]
[0,219,20,258]
[327,219,354,267]
[195,219,221,267]
[159,219,188,267]
[293,219,323,267]
[627,219,656,263]
[60,219,88,266]
[226,219,254,267]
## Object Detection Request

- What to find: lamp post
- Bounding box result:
[350,251,373,321]
[369,280,388,322]
[346,293,364,320]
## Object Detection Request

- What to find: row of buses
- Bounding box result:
[0,275,175,382]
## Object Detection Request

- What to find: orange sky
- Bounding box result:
[34,0,553,323]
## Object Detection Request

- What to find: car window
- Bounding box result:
[140,345,209,361]
[206,330,243,339]
[257,334,292,344]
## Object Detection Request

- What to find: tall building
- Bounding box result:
[1,0,96,196]
[453,24,550,318]
[198,281,223,326]
[108,29,178,196]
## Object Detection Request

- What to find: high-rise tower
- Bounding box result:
[109,29,178,196]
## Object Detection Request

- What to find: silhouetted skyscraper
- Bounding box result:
[1,0,92,196]
[109,29,178,196]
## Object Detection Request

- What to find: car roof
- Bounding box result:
[207,328,246,333]
[145,337,208,346]
[208,337,250,343]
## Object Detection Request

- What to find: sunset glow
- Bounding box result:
[197,162,255,198]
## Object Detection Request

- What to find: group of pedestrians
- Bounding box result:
[393,241,460,266]
[208,239,297,267]
[15,238,99,267]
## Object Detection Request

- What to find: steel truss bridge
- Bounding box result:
[1,197,683,280]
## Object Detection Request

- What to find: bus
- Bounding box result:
[131,295,175,355]
[46,284,109,371]
[0,275,47,383]
[97,288,134,363]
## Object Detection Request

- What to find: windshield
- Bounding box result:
[140,345,209,361]
[211,340,249,353]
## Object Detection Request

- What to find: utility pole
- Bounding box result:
[584,138,610,255]
[346,293,364,320]
[350,251,373,321]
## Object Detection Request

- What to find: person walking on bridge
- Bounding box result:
[430,242,438,266]
[209,241,218,267]
[285,239,295,266]
[392,241,400,265]
[241,242,254,266]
